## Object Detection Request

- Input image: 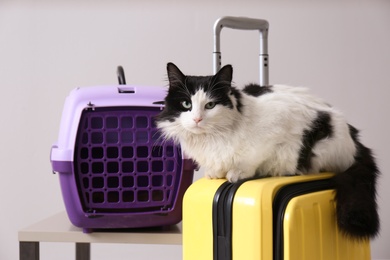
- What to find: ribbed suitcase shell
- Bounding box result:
[183,174,370,260]
[283,190,370,260]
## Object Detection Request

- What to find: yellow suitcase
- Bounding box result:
[183,174,371,260]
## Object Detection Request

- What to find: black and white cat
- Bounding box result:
[156,62,380,239]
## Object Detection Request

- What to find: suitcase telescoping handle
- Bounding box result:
[213,16,269,86]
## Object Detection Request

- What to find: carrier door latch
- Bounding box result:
[118,87,135,94]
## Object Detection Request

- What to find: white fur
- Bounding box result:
[157,85,357,182]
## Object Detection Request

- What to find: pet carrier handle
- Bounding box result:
[116,66,136,93]
[117,66,126,85]
[213,16,269,86]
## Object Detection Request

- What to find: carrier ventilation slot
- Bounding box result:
[74,107,182,214]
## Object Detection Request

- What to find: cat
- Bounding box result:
[155,62,380,239]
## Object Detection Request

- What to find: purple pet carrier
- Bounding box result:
[51,80,194,232]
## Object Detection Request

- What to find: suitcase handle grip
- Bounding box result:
[213,16,269,86]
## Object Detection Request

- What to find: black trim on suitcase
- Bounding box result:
[213,181,236,260]
[212,179,257,260]
[212,177,334,260]
[273,178,334,260]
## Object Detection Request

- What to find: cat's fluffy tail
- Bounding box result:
[332,125,380,239]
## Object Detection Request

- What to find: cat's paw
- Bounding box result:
[205,169,226,179]
[226,168,252,183]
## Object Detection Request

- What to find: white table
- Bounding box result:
[18,212,182,260]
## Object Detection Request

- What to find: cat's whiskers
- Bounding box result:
[208,80,233,100]
[208,73,219,91]
[209,79,231,92]
[173,88,192,98]
[152,130,166,145]
[152,129,183,175]
[169,74,192,98]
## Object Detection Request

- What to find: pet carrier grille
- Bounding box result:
[74,106,182,214]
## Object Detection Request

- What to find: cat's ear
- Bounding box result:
[214,64,233,85]
[167,62,185,89]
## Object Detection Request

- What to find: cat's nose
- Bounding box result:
[193,117,203,124]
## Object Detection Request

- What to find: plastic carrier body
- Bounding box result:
[51,85,194,232]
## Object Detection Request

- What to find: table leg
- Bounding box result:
[76,243,90,260]
[20,242,39,260]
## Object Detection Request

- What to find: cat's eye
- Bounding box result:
[181,100,192,110]
[205,102,216,109]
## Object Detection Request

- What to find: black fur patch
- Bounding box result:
[243,84,273,97]
[331,125,380,238]
[230,87,243,113]
[297,111,333,172]
[156,63,242,123]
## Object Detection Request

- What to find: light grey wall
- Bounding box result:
[1,0,389,259]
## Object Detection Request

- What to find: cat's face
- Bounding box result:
[156,63,240,138]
